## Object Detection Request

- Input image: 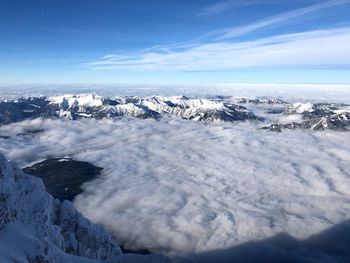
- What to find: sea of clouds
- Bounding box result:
[1,115,350,260]
[1,83,350,103]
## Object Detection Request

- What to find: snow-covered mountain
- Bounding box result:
[262,112,350,131]
[0,94,257,124]
[262,102,350,131]
[0,153,167,263]
[231,97,287,105]
[283,102,339,119]
[1,94,350,132]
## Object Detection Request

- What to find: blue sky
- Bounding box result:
[1,0,350,84]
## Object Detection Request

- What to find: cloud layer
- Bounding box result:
[1,116,350,256]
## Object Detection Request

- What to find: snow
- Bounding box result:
[156,96,224,110]
[335,107,350,115]
[0,152,122,262]
[289,102,314,114]
[58,158,71,162]
[49,94,104,108]
[1,92,349,126]
[31,95,255,122]
[0,153,167,263]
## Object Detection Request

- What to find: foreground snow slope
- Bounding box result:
[0,152,122,262]
[0,153,167,263]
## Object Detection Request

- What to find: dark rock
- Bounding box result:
[23,158,102,202]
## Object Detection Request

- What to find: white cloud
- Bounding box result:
[197,0,324,17]
[1,115,350,257]
[85,0,350,72]
[197,0,247,17]
[86,27,350,71]
[216,0,350,39]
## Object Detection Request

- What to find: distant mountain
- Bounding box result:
[1,94,350,132]
[283,102,339,119]
[0,94,258,124]
[262,102,350,131]
[231,97,287,105]
[262,112,350,131]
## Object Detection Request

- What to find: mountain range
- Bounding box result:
[0,94,349,131]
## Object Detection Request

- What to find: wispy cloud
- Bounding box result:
[198,0,249,17]
[197,0,320,17]
[85,0,350,72]
[217,0,350,39]
[86,27,350,71]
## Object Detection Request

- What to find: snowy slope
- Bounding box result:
[0,152,122,262]
[0,153,167,263]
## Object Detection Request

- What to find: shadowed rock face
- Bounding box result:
[0,97,58,125]
[23,158,103,202]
